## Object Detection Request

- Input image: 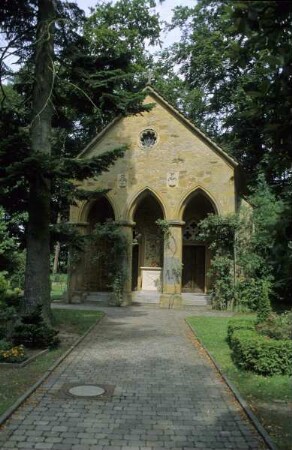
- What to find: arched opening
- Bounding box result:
[87,197,115,229]
[132,193,164,292]
[182,190,216,293]
[84,197,115,291]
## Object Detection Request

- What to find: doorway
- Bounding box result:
[132,192,164,291]
[182,245,205,293]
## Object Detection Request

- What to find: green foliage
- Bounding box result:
[0,302,17,341]
[85,0,161,63]
[208,256,234,310]
[229,328,292,376]
[155,219,171,241]
[0,207,21,276]
[0,0,163,316]
[166,0,292,187]
[256,312,292,341]
[0,271,22,340]
[92,222,128,305]
[12,306,60,349]
[197,175,291,309]
[256,279,273,324]
[234,279,262,312]
[198,213,237,255]
[197,214,238,309]
[227,318,256,343]
[0,276,22,306]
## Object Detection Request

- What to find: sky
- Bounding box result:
[75,0,196,48]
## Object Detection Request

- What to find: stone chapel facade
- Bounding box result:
[68,86,239,307]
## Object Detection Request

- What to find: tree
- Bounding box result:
[156,0,292,190]
[23,0,55,320]
[0,0,162,321]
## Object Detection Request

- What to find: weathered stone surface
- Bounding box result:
[68,88,239,305]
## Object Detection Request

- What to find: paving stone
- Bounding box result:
[2,305,269,450]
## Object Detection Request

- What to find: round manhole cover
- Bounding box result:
[68,385,105,397]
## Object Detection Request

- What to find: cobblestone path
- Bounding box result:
[0,306,267,450]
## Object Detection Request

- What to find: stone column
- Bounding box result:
[116,220,135,306]
[160,221,184,308]
[67,222,89,303]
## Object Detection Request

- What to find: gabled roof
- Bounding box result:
[78,85,238,168]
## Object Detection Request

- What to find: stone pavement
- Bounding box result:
[0,305,268,450]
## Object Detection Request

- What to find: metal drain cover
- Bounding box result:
[68,385,105,397]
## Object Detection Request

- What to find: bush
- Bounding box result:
[256,312,292,340]
[0,304,17,340]
[12,306,60,349]
[234,279,262,311]
[0,339,26,363]
[227,318,255,342]
[228,320,292,376]
[209,255,234,310]
[256,279,272,324]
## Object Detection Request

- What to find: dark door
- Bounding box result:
[182,245,205,293]
[132,245,139,290]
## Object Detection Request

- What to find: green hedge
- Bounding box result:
[227,319,255,342]
[228,321,292,376]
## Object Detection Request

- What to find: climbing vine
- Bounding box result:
[155,219,171,242]
[92,221,128,306]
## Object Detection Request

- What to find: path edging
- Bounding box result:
[185,319,278,450]
[0,313,105,428]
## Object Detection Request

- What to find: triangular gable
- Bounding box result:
[78,85,238,168]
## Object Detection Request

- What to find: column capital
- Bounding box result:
[166,220,185,227]
[115,220,136,227]
[68,221,89,227]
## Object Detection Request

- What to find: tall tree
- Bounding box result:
[156,0,292,191]
[0,0,162,320]
[24,0,55,319]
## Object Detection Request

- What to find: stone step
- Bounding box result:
[82,291,210,307]
[85,292,112,305]
[182,293,210,306]
[132,291,160,304]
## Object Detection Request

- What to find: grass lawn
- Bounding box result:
[187,315,292,450]
[0,308,103,417]
[51,281,67,300]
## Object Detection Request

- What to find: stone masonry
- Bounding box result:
[68,86,241,306]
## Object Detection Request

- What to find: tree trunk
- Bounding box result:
[52,242,61,274]
[52,214,61,274]
[23,0,55,323]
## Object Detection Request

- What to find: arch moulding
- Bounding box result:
[177,186,220,221]
[124,187,167,222]
[78,193,119,223]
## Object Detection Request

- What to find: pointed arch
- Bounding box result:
[178,186,219,221]
[79,194,117,223]
[126,187,166,221]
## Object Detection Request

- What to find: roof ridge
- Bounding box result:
[143,84,238,168]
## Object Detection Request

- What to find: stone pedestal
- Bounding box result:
[141,267,162,291]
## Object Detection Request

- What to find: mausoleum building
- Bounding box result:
[68,86,239,307]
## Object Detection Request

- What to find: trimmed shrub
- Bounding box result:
[12,306,59,349]
[227,318,255,342]
[229,327,292,376]
[256,279,272,324]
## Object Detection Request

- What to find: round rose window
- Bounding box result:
[140,129,157,148]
